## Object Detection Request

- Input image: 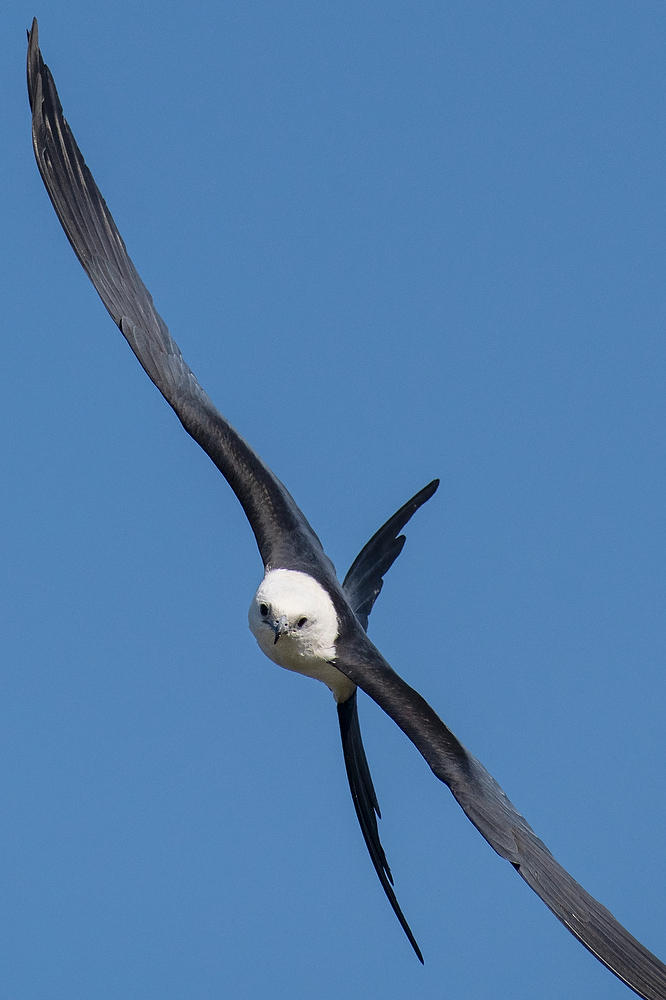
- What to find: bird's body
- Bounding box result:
[27,19,666,998]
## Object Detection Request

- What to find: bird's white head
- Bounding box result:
[248,568,352,701]
[248,568,338,664]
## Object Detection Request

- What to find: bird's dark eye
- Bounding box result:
[259,603,269,617]
[297,617,308,628]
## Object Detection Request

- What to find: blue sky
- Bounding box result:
[3,3,665,998]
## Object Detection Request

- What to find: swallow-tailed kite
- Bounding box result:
[27,20,666,999]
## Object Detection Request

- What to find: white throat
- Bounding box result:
[248,568,354,703]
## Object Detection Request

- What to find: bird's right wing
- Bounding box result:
[332,632,666,1000]
[26,19,328,575]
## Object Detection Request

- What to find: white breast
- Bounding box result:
[248,568,355,703]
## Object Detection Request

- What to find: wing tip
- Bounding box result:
[27,18,41,113]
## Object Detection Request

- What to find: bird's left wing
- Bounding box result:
[26,19,328,575]
[332,630,666,1000]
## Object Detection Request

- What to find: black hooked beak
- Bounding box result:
[271,615,289,645]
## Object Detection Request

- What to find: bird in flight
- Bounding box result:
[27,19,666,999]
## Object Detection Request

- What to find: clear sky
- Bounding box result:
[3,3,665,998]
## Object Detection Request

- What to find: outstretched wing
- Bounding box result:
[26,19,329,576]
[333,630,666,1000]
[342,479,439,630]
